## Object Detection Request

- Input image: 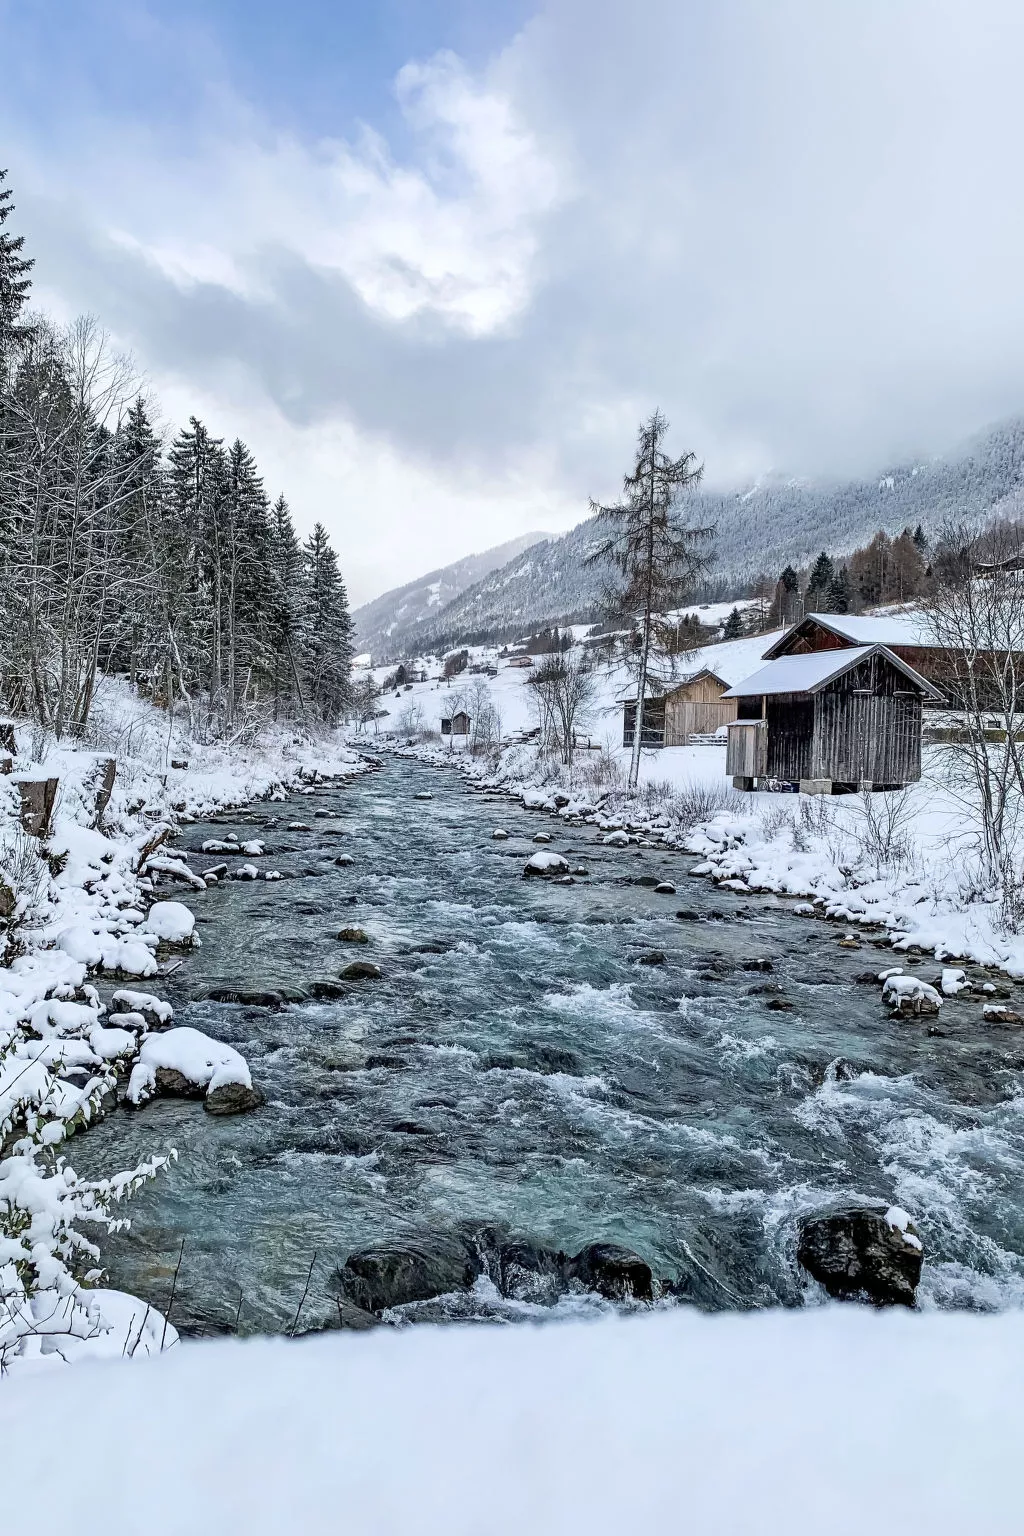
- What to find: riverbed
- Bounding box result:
[70,758,1024,1332]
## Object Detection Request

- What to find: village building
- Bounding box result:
[440,710,471,736]
[723,644,942,794]
[759,611,981,700]
[621,669,736,748]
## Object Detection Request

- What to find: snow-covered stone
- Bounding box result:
[142,900,196,945]
[602,830,630,848]
[882,974,942,1017]
[110,989,174,1029]
[523,851,570,878]
[128,1027,253,1106]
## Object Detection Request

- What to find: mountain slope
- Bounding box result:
[353,532,549,658]
[407,416,1024,651]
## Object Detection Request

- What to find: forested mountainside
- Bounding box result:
[406,417,1024,652]
[353,532,548,658]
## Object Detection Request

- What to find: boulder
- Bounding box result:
[492,829,509,840]
[523,851,570,878]
[154,1066,206,1099]
[337,927,369,943]
[567,1242,653,1302]
[337,1235,482,1314]
[797,1204,924,1306]
[742,958,774,972]
[637,951,667,966]
[109,989,173,1030]
[654,882,676,895]
[204,1082,266,1115]
[414,792,433,801]
[602,830,630,848]
[497,1242,568,1304]
[340,960,382,980]
[882,974,942,1017]
[533,831,553,844]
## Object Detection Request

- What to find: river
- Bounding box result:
[69,757,1024,1332]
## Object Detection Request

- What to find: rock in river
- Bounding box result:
[337,927,369,943]
[204,1081,266,1115]
[337,1235,482,1313]
[567,1242,654,1301]
[797,1204,924,1306]
[523,850,570,878]
[340,960,382,980]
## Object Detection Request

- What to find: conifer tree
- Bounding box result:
[0,169,33,364]
[722,606,744,639]
[300,522,354,723]
[805,551,835,611]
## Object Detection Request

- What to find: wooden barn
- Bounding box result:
[441,710,471,736]
[621,669,736,748]
[758,611,1019,703]
[723,644,943,793]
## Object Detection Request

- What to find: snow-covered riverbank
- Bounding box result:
[382,726,1024,983]
[1,684,367,1375]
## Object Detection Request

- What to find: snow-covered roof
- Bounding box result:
[723,644,942,698]
[615,667,729,705]
[764,611,933,657]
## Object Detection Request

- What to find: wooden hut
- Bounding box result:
[723,644,942,793]
[759,611,1015,701]
[441,710,471,736]
[621,669,736,748]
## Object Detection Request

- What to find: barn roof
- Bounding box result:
[616,667,729,705]
[723,644,943,699]
[762,611,933,657]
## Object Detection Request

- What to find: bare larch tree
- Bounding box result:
[588,411,712,789]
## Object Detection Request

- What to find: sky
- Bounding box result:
[4,0,1024,605]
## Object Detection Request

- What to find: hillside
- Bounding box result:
[400,416,1024,653]
[353,532,549,658]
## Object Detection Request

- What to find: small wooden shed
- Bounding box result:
[621,669,735,748]
[441,711,471,736]
[723,644,942,793]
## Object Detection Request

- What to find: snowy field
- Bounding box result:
[1,1304,1021,1533]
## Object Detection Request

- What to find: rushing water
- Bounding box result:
[70,757,1024,1332]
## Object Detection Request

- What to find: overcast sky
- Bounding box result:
[4,0,1024,604]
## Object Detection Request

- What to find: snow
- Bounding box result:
[128,1027,253,1103]
[800,609,934,648]
[0,1306,1021,1532]
[524,850,570,874]
[142,900,197,944]
[722,644,934,698]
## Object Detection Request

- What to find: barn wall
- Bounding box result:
[810,655,923,783]
[765,696,814,780]
[665,697,737,744]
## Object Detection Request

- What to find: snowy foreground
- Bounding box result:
[2,1304,1020,1533]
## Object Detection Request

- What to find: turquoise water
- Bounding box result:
[69,758,1024,1332]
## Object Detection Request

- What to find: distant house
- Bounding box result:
[440,711,471,736]
[620,669,736,748]
[723,644,942,793]
[507,656,534,669]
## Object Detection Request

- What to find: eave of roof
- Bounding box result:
[723,643,944,700]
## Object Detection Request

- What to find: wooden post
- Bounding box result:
[14,776,59,837]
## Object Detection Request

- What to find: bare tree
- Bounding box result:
[927,520,1024,923]
[588,410,712,788]
[527,651,597,767]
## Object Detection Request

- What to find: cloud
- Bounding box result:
[9,0,1024,599]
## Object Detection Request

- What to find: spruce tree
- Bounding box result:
[268,494,306,716]
[300,522,354,723]
[805,551,834,611]
[722,606,744,639]
[0,169,33,364]
[827,567,852,613]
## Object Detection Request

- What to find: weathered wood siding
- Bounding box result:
[811,654,922,783]
[726,721,768,777]
[765,697,814,780]
[665,698,737,743]
[622,699,666,747]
